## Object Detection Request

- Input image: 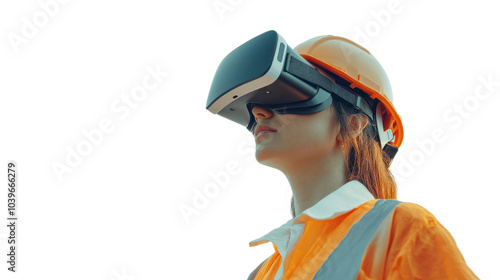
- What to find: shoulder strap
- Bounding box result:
[313,199,401,279]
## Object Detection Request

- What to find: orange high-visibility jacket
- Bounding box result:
[248,180,478,280]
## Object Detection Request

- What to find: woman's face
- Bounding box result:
[251,104,342,169]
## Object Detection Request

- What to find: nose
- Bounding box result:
[251,104,274,125]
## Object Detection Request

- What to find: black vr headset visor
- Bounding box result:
[206,30,374,133]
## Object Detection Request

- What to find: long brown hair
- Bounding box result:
[290,81,397,218]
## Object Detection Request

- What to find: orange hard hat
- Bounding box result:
[294,36,404,151]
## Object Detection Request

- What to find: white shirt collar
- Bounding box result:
[249,180,375,247]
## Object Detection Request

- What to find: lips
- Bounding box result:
[253,124,278,136]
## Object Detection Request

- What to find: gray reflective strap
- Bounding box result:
[312,199,401,280]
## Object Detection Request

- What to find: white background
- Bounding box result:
[1,0,499,279]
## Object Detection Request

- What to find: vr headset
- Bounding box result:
[206,30,395,157]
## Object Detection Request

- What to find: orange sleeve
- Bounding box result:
[385,203,479,279]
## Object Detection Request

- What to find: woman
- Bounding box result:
[207,31,479,279]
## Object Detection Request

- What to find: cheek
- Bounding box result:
[288,120,334,147]
[309,124,334,145]
[270,114,299,131]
